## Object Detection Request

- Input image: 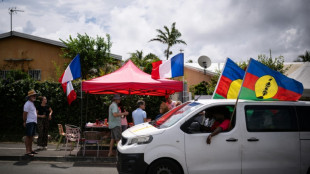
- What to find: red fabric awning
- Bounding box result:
[82,60,183,96]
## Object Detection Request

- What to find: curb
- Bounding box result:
[0,155,117,163]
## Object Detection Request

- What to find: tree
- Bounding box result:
[296,50,310,62]
[60,33,115,79]
[149,22,187,60]
[193,51,288,96]
[127,51,160,74]
[128,50,145,67]
[257,54,289,74]
[187,59,193,63]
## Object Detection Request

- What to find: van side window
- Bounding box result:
[296,106,310,131]
[181,105,235,134]
[245,105,298,132]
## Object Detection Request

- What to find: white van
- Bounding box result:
[117,99,310,174]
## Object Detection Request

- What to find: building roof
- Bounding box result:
[0,31,66,47]
[186,62,303,76]
[184,62,224,75]
[0,31,122,60]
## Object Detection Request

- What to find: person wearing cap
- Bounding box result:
[108,94,128,157]
[23,89,38,157]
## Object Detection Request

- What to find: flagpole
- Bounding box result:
[229,58,251,129]
[183,76,185,102]
[80,79,83,129]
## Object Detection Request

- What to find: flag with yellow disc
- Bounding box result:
[239,58,303,101]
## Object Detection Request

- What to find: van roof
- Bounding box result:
[194,99,310,106]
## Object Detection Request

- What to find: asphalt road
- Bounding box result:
[0,160,118,174]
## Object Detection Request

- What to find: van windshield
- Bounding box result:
[151,102,202,129]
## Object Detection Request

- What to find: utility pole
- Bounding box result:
[9,7,24,33]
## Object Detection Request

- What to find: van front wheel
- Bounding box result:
[147,159,182,174]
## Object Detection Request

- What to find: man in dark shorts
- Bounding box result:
[108,94,128,157]
[23,89,38,157]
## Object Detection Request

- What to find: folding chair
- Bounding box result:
[65,124,81,155]
[83,131,101,157]
[56,124,66,150]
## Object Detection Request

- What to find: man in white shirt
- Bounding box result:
[132,100,147,125]
[23,89,38,157]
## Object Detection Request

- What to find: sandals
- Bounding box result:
[25,153,34,157]
[31,151,38,154]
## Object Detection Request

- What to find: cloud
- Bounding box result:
[0,0,309,62]
[23,20,35,33]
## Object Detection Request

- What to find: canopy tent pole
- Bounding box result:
[86,92,89,125]
[80,80,83,129]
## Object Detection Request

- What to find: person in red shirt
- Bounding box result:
[206,106,231,144]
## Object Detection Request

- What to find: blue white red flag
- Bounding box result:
[151,53,184,79]
[59,54,81,105]
[59,54,81,84]
[60,81,77,105]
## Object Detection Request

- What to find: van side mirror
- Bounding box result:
[188,122,200,133]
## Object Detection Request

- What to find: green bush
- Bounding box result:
[0,79,164,142]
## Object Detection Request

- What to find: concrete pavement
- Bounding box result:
[0,142,117,163]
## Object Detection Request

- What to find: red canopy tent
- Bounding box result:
[82,60,183,96]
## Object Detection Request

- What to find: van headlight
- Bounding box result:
[128,135,153,145]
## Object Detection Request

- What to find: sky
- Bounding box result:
[0,0,309,63]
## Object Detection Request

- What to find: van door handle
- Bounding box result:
[226,138,238,142]
[247,137,259,142]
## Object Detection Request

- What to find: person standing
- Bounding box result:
[166,96,176,110]
[119,103,128,132]
[23,89,38,157]
[108,94,128,157]
[37,96,53,150]
[155,102,169,120]
[132,100,147,125]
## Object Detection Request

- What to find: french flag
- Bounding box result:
[59,54,81,105]
[59,54,81,84]
[61,81,77,105]
[151,53,184,79]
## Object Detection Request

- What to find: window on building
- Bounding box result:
[0,70,11,79]
[245,105,298,132]
[28,70,41,81]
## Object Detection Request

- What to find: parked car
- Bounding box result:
[117,99,310,174]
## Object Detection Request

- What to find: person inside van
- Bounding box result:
[206,106,230,144]
[155,102,169,120]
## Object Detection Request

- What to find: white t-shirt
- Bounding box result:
[24,100,37,123]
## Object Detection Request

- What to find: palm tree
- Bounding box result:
[297,50,310,62]
[127,51,161,74]
[128,50,145,67]
[149,22,187,60]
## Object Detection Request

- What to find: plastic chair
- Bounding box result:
[65,124,81,155]
[56,124,66,150]
[83,131,101,157]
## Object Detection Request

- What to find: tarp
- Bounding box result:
[288,62,310,97]
[82,60,183,96]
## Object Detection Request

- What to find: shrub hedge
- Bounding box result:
[0,78,165,141]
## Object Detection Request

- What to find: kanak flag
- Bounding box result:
[151,53,184,79]
[212,58,245,99]
[59,54,81,105]
[239,58,303,101]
